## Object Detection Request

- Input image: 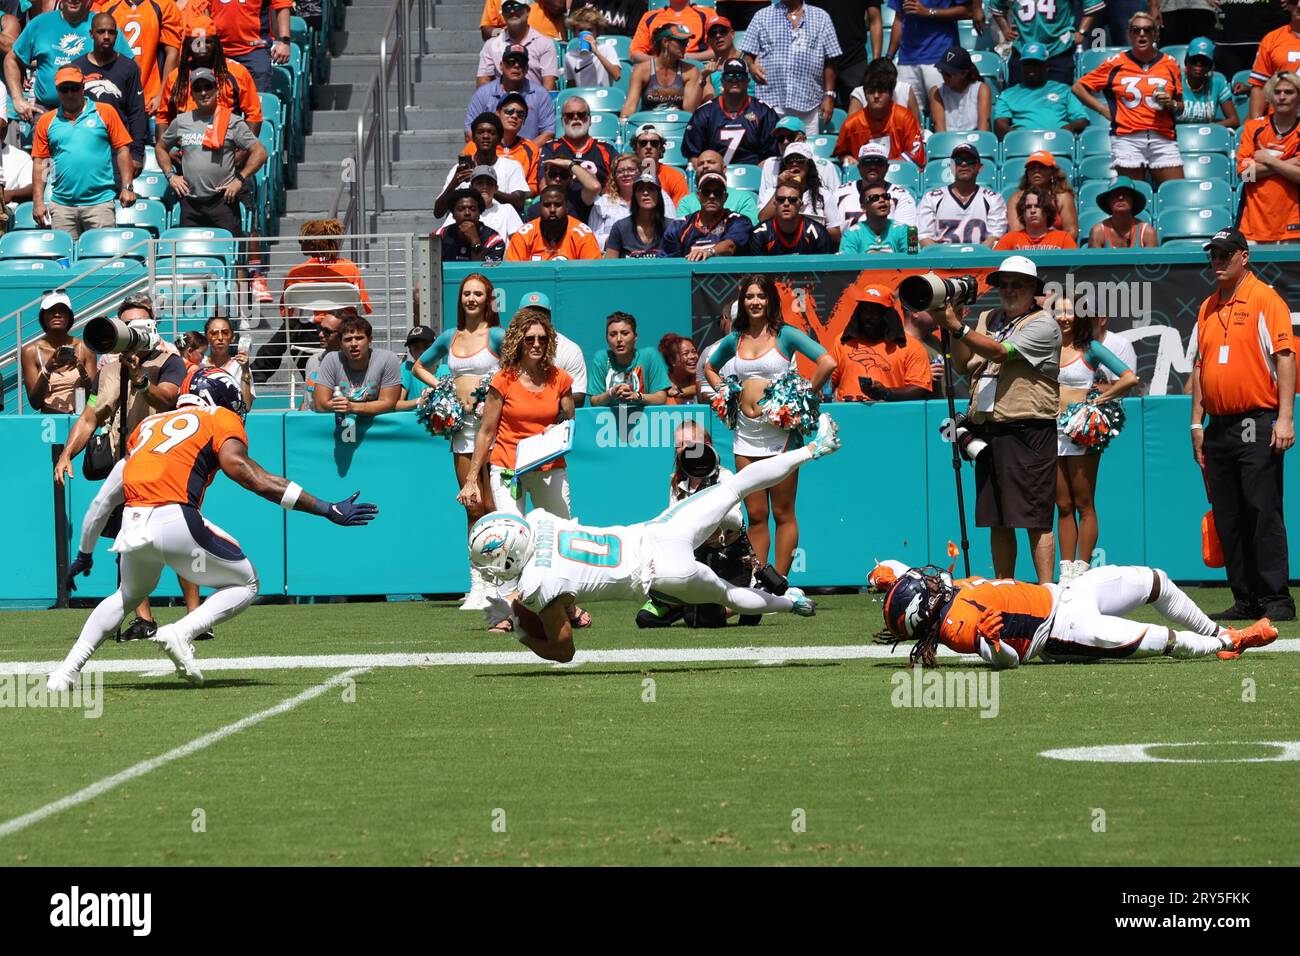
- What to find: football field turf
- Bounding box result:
[1,591,1297,866]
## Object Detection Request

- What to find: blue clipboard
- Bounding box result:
[512,420,575,487]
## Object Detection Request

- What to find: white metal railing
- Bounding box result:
[330,0,431,235]
[0,233,419,414]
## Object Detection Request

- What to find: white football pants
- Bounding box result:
[1043,565,1229,662]
[58,504,259,676]
[490,465,572,519]
[644,444,815,612]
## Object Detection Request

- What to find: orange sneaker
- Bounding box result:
[1216,618,1278,659]
[251,273,273,303]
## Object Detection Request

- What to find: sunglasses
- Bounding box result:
[699,189,726,199]
[1130,25,1155,33]
[523,334,549,344]
[500,107,526,117]
[1207,247,1236,260]
[774,195,801,205]
[635,139,663,149]
[56,84,81,92]
[563,111,590,120]
[952,156,979,166]
[864,193,890,203]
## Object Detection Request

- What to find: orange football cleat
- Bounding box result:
[1216,618,1278,659]
[251,273,273,303]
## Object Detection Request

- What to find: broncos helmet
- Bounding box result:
[468,512,535,587]
[181,367,247,418]
[882,565,957,643]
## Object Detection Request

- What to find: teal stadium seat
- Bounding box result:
[928,130,998,164]
[12,202,37,230]
[1162,45,1188,67]
[660,138,685,165]
[76,228,152,261]
[1158,206,1233,242]
[0,258,64,274]
[1182,152,1234,183]
[807,134,836,158]
[1076,47,1126,77]
[1076,154,1115,182]
[1000,155,1074,189]
[1175,124,1233,155]
[559,110,622,141]
[560,86,626,113]
[1075,127,1111,160]
[1155,178,1234,217]
[1001,128,1075,161]
[0,229,74,261]
[116,200,167,236]
[629,109,692,128]
[726,164,762,191]
[598,35,631,61]
[923,161,997,190]
[158,227,236,265]
[132,172,172,202]
[967,50,1006,86]
[885,161,922,194]
[821,108,847,133]
[1231,70,1251,118]
[1077,179,1153,219]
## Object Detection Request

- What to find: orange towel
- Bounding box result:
[201,106,232,151]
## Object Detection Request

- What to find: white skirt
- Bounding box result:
[733,411,796,458]
[451,411,482,455]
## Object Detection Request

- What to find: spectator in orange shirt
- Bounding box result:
[1005,150,1077,239]
[480,0,567,41]
[94,0,182,113]
[1248,0,1300,118]
[1237,71,1300,244]
[156,19,262,137]
[1073,11,1184,186]
[629,0,711,63]
[830,285,932,402]
[210,0,290,92]
[995,188,1079,250]
[507,185,603,260]
[832,64,925,166]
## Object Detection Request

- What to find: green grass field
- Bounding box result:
[1,592,1297,866]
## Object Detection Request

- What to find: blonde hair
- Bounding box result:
[1127,11,1157,31]
[567,7,606,33]
[606,152,641,199]
[1265,71,1300,106]
[500,307,558,374]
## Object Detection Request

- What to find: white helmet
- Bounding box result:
[468,512,535,586]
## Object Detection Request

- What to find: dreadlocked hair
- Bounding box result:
[500,306,558,375]
[907,628,940,669]
[299,219,345,257]
[169,31,233,122]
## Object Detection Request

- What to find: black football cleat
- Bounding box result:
[116,617,158,643]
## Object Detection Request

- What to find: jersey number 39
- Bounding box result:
[131,413,201,456]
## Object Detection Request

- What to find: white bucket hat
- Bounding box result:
[987,254,1044,292]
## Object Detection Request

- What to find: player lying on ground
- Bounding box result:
[881,563,1277,668]
[467,412,844,662]
[48,370,378,691]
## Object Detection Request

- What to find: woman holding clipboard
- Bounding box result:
[457,305,589,631]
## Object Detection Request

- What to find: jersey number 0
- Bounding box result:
[558,531,622,567]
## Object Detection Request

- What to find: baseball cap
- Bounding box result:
[40,290,73,314]
[54,66,84,87]
[696,171,727,191]
[655,22,693,43]
[1025,149,1057,168]
[502,0,531,9]
[633,169,661,188]
[1186,37,1215,61]
[470,165,498,181]
[775,116,805,135]
[633,123,664,141]
[937,46,973,77]
[497,91,528,113]
[502,42,529,62]
[521,291,551,310]
[1202,227,1248,254]
[189,67,217,87]
[855,285,895,310]
[721,57,749,77]
[988,255,1044,290]
[950,143,981,162]
[783,142,814,161]
[705,13,733,32]
[857,142,890,163]
[406,325,437,345]
[1020,42,1049,63]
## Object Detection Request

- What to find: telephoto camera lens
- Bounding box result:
[898,272,981,312]
[83,317,156,354]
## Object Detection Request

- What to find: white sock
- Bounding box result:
[61,590,127,675]
[1152,569,1220,637]
[168,586,257,644]
[1137,626,1230,658]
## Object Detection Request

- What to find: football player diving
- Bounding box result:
[49,369,378,691]
[880,563,1278,669]
[467,413,844,662]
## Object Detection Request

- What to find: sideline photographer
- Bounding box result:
[924,256,1062,584]
[637,420,785,629]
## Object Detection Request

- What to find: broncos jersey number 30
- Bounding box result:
[558,531,622,567]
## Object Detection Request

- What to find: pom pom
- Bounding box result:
[757,370,821,436]
[466,373,493,418]
[711,375,742,429]
[415,375,465,439]
[1059,390,1126,451]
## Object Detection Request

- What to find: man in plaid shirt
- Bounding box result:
[740,0,842,134]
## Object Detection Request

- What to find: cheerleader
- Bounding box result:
[1054,298,1138,584]
[702,274,836,575]
[412,273,505,611]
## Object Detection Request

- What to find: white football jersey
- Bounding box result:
[517,509,651,611]
[835,182,918,228]
[917,185,1007,245]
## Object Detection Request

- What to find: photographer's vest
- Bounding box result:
[966,307,1058,425]
[93,351,181,458]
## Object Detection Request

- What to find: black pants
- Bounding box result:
[1204,410,1294,612]
[179,194,243,236]
[251,316,318,385]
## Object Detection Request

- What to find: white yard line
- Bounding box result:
[1,638,1296,675]
[0,668,368,841]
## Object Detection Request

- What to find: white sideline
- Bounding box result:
[0,668,368,841]
[1,638,1296,675]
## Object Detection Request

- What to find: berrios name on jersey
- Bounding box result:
[518,509,649,610]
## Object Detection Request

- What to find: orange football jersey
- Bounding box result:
[95,0,184,110]
[1250,25,1300,88]
[1237,115,1300,242]
[832,104,925,166]
[124,405,248,508]
[156,57,262,127]
[210,0,292,57]
[1079,51,1182,139]
[938,578,1057,662]
[506,217,601,261]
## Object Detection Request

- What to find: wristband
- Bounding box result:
[280,481,303,510]
[951,323,969,340]
[1190,423,1203,431]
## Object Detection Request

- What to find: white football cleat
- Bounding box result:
[46,668,76,694]
[807,413,841,459]
[460,566,491,611]
[153,625,204,686]
[787,587,816,617]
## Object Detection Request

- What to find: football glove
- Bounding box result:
[483,594,516,629]
[977,609,1004,652]
[66,551,93,592]
[323,491,379,526]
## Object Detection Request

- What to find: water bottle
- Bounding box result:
[333,384,356,431]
